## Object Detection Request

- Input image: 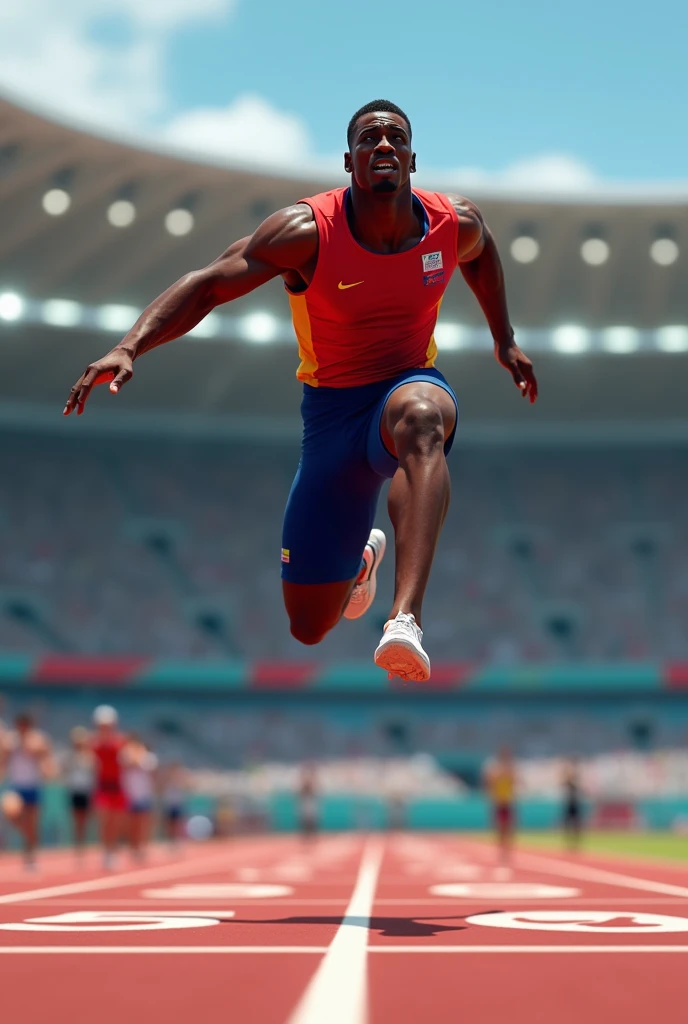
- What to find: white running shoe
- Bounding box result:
[374,611,431,682]
[343,528,386,620]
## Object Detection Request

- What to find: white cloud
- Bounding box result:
[433,153,598,194]
[0,0,236,128]
[161,94,317,168]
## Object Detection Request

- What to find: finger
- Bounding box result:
[521,364,538,404]
[110,368,132,394]
[75,368,99,416]
[63,374,86,416]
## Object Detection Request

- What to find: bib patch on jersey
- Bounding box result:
[422,251,445,286]
[422,251,443,273]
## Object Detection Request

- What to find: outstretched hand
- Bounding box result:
[496,341,538,404]
[63,349,134,416]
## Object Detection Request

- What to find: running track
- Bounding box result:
[0,833,686,1023]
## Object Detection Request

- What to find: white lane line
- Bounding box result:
[1,944,688,955]
[287,838,385,1024]
[0,843,287,907]
[512,849,688,899]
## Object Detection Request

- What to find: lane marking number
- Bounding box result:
[430,884,580,899]
[466,910,688,933]
[0,911,226,932]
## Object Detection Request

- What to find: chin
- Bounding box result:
[371,179,398,194]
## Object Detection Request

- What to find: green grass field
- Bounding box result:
[513,831,688,862]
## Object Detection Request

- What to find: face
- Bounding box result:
[345,112,416,194]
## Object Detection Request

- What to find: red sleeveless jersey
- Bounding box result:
[287,187,459,387]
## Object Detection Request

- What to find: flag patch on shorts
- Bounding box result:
[281,548,290,563]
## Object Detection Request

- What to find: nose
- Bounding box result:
[374,135,394,153]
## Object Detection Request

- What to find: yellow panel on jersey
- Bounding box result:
[288,293,319,387]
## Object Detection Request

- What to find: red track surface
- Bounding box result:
[0,833,686,1023]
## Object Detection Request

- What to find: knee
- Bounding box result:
[394,399,444,452]
[289,620,329,646]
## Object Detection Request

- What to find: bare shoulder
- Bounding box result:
[246,203,318,268]
[444,193,487,261]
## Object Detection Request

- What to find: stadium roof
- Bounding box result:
[2,93,688,439]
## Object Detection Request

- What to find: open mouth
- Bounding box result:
[372,162,396,173]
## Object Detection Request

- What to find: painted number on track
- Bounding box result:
[466,910,688,933]
[0,912,223,932]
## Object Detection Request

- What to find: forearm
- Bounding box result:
[116,271,216,361]
[459,233,515,347]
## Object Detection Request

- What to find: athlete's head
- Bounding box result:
[93,704,118,735]
[345,100,415,194]
[15,713,33,734]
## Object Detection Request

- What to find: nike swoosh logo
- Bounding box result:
[338,280,364,290]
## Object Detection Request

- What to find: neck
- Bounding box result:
[347,179,420,254]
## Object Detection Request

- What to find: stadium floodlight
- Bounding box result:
[42,188,71,216]
[510,235,540,264]
[239,312,279,343]
[165,209,195,236]
[107,199,136,228]
[96,304,140,333]
[650,238,679,266]
[656,325,688,352]
[580,238,610,266]
[601,326,640,354]
[551,324,591,354]
[189,314,220,338]
[42,299,82,328]
[0,292,25,322]
[434,322,466,350]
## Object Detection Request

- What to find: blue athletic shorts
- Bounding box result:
[14,787,41,807]
[281,367,458,585]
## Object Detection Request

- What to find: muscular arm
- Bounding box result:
[64,204,318,415]
[447,194,538,403]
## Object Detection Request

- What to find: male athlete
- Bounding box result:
[64,100,538,682]
[484,746,517,873]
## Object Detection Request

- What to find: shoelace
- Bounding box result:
[386,612,423,640]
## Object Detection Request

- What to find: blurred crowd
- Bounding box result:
[2,432,688,662]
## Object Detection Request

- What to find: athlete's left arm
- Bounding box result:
[447,194,538,404]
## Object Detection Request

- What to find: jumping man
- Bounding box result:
[64,100,538,682]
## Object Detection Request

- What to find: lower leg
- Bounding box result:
[283,579,358,645]
[387,422,450,628]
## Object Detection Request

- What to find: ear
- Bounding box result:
[344,151,353,173]
[410,151,417,173]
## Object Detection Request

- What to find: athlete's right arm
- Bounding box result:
[63,204,317,416]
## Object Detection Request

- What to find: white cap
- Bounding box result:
[93,704,118,726]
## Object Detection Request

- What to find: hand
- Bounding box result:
[496,341,538,404]
[63,349,134,416]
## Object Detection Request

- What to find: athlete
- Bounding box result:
[63,100,538,681]
[0,714,53,869]
[120,734,158,862]
[62,726,96,860]
[159,761,190,844]
[91,705,127,869]
[298,762,319,840]
[484,746,517,873]
[561,758,585,851]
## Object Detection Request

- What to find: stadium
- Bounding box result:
[1,91,688,1022]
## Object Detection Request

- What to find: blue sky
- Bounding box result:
[2,0,687,188]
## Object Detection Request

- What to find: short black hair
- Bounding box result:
[347,100,412,149]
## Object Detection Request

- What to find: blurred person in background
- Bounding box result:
[298,763,319,840]
[159,761,190,845]
[63,727,96,862]
[91,705,127,870]
[63,100,537,685]
[120,734,158,862]
[0,713,54,870]
[483,746,517,876]
[561,758,585,852]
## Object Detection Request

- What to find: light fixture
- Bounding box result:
[42,188,71,216]
[107,199,136,228]
[239,312,279,343]
[189,314,220,338]
[165,209,194,236]
[434,323,466,350]
[0,292,25,321]
[650,238,679,266]
[96,304,140,332]
[601,327,640,354]
[656,326,688,352]
[551,325,591,354]
[580,238,610,266]
[42,299,82,327]
[510,236,540,264]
